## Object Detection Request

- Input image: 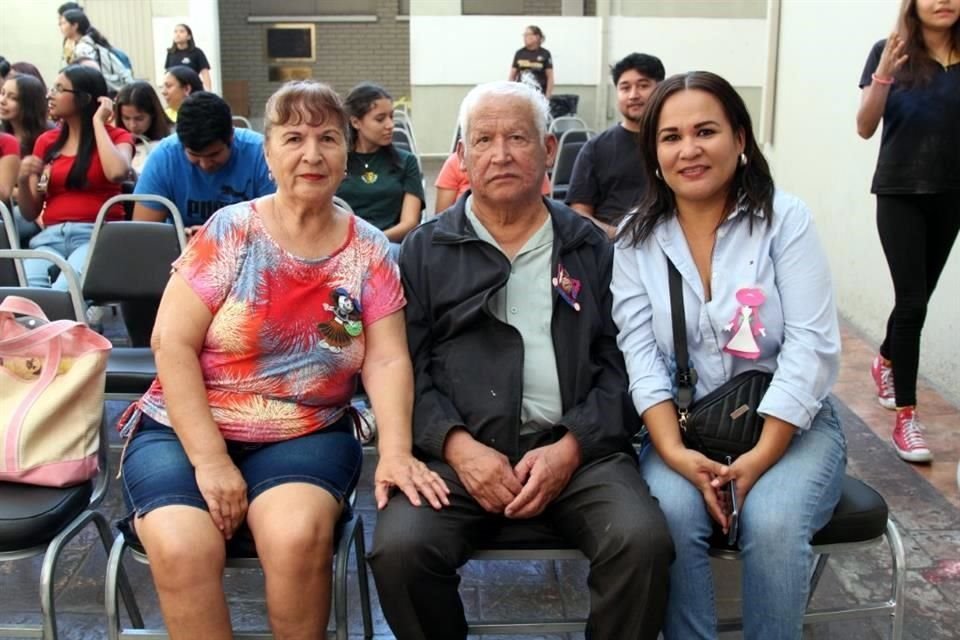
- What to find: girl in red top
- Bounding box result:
[1,72,54,242]
[16,65,132,290]
[0,73,51,158]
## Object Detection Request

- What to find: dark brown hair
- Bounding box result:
[168,23,196,54]
[1,74,50,156]
[343,82,401,173]
[894,0,960,87]
[617,71,775,247]
[115,80,173,141]
[44,65,110,190]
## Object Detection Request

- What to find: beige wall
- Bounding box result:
[0,0,70,87]
[613,0,767,18]
[83,0,157,82]
[766,0,960,403]
[411,84,597,155]
[0,0,216,92]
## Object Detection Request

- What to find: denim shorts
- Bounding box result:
[120,412,363,524]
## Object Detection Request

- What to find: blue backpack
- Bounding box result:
[110,47,134,71]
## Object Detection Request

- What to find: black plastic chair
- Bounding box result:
[0,254,143,639]
[550,139,585,201]
[0,202,25,286]
[81,194,187,399]
[104,494,373,640]
[548,116,588,137]
[465,475,904,637]
[391,128,422,173]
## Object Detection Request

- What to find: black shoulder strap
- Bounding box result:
[667,257,697,414]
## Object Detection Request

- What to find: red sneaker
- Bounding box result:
[871,355,896,410]
[892,407,932,463]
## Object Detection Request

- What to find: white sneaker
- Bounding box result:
[85,305,105,330]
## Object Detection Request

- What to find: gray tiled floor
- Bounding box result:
[3,398,959,639]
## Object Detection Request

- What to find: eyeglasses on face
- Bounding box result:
[49,85,80,96]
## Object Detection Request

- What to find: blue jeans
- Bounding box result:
[24,222,94,290]
[640,397,847,640]
[12,205,41,245]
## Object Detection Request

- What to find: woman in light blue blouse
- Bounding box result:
[611,71,846,640]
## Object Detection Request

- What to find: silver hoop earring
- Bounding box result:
[268,170,275,182]
[739,152,748,167]
[655,168,663,180]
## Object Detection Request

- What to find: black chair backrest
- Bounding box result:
[557,129,590,147]
[550,116,588,136]
[0,203,21,286]
[0,288,80,321]
[392,128,413,148]
[82,222,182,302]
[552,140,585,186]
[0,223,19,286]
[450,125,462,153]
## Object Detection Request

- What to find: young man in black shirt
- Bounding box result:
[566,53,665,237]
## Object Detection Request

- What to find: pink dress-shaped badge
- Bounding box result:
[723,287,767,360]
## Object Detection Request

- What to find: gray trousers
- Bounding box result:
[369,451,674,640]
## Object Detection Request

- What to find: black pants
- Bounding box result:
[877,193,960,407]
[369,451,674,640]
[120,300,160,347]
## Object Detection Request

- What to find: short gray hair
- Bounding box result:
[457,81,551,145]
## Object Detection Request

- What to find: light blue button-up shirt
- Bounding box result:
[611,190,840,431]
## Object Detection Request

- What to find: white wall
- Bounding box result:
[409,14,769,154]
[151,1,221,94]
[608,17,768,86]
[766,0,960,403]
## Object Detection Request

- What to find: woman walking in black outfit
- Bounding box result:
[856,0,959,468]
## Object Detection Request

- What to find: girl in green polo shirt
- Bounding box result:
[337,83,424,256]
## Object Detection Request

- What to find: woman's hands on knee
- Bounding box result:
[195,454,248,539]
[374,454,450,511]
[710,451,765,513]
[664,447,729,529]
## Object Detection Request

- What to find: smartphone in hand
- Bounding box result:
[725,455,740,545]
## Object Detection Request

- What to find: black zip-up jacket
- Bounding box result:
[399,195,640,464]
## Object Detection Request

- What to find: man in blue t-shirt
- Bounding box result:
[133,92,275,231]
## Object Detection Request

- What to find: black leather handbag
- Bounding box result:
[667,258,772,463]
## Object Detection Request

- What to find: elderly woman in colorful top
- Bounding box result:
[611,71,846,639]
[118,80,448,640]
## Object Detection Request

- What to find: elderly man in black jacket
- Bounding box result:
[369,80,673,640]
